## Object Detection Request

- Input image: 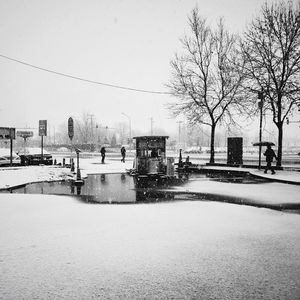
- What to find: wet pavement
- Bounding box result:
[3,173,300,212]
[1,172,262,202]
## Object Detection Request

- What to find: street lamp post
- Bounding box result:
[122,112,131,150]
[74,148,84,185]
[177,121,183,151]
[258,91,264,170]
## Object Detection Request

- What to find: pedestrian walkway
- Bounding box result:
[199,165,300,185]
[250,169,300,185]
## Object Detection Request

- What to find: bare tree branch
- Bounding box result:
[241,0,300,166]
[167,8,248,163]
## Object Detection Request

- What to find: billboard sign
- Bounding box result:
[68,117,74,139]
[17,131,34,138]
[0,127,15,139]
[39,120,47,136]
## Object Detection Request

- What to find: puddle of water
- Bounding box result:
[1,172,269,204]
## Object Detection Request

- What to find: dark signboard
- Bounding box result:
[227,137,243,165]
[39,120,47,136]
[68,117,74,139]
[0,127,15,139]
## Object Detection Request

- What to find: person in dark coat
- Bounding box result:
[121,146,126,163]
[264,144,277,174]
[100,146,106,164]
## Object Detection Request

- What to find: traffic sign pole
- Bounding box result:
[10,135,13,166]
[39,120,47,165]
[68,117,75,171]
[41,136,44,162]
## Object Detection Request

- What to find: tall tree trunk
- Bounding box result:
[209,124,215,164]
[277,122,283,167]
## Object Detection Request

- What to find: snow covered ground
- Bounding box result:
[172,176,300,208]
[0,165,72,190]
[0,197,299,299]
[0,157,133,190]
[0,156,300,299]
[200,165,300,185]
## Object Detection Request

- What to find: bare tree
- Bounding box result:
[76,112,91,144]
[55,123,69,145]
[167,8,249,163]
[241,1,300,166]
[115,122,128,145]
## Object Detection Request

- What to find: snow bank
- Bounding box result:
[0,157,132,190]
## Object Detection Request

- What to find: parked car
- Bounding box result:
[17,148,53,166]
[0,149,21,166]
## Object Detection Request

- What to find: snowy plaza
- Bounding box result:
[1,0,300,298]
[0,155,300,299]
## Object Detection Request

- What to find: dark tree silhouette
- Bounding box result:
[167,8,249,163]
[241,1,300,166]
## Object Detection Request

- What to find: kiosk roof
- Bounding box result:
[133,136,169,140]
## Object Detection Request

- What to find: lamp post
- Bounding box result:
[122,112,131,150]
[74,148,84,185]
[258,91,264,170]
[68,117,74,172]
[177,120,183,151]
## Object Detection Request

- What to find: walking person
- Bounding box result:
[100,146,106,164]
[121,146,126,163]
[264,144,277,174]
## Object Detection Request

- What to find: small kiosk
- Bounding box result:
[132,136,174,177]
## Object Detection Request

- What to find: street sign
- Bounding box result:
[68,117,74,139]
[0,127,15,139]
[0,127,15,166]
[39,120,47,136]
[17,131,34,138]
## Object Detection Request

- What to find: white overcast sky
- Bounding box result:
[1,0,298,139]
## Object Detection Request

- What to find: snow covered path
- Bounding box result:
[200,165,300,185]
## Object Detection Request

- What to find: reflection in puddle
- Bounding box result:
[3,172,270,204]
[7,174,187,203]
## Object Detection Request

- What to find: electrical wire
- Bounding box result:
[0,54,172,95]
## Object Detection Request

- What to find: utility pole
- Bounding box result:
[87,114,94,151]
[258,91,264,170]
